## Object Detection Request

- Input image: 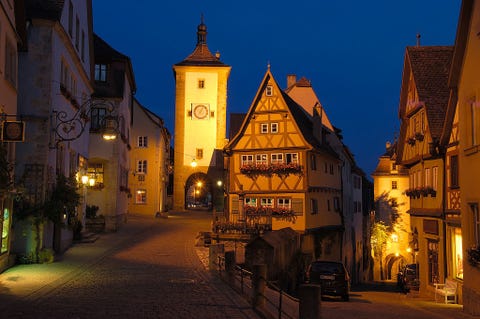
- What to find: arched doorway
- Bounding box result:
[185,172,212,210]
[384,253,408,280]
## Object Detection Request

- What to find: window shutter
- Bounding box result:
[292,199,303,214]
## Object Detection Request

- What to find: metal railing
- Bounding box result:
[216,255,299,319]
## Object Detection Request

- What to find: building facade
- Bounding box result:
[0,0,21,271]
[224,68,344,262]
[397,45,455,298]
[172,18,231,211]
[128,98,170,216]
[372,142,411,281]
[86,33,136,231]
[450,0,480,314]
[14,0,95,256]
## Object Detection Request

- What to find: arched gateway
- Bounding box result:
[184,173,212,210]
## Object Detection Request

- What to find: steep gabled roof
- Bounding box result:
[405,46,454,139]
[225,68,338,159]
[397,46,453,162]
[94,33,129,61]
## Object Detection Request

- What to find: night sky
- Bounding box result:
[92,1,461,178]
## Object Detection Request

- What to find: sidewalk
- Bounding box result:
[0,214,154,307]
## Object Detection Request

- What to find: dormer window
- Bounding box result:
[266,85,273,96]
[95,64,108,82]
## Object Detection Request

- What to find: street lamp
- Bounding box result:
[50,98,120,148]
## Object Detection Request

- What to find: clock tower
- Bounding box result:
[172,18,231,210]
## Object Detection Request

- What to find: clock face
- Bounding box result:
[193,104,209,119]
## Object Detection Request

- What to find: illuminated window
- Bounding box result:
[452,227,463,279]
[271,123,278,133]
[427,240,439,284]
[135,189,147,204]
[87,163,104,185]
[266,85,273,96]
[260,123,268,133]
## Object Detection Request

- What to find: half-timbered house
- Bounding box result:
[224,68,343,261]
[397,45,454,297]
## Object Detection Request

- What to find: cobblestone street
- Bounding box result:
[0,211,260,319]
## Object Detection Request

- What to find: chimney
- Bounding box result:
[287,74,296,88]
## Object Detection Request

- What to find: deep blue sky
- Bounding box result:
[92,1,461,178]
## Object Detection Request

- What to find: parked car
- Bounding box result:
[398,263,419,292]
[306,260,350,301]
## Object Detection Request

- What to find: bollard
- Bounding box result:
[224,251,236,286]
[252,264,267,308]
[208,243,224,270]
[299,284,322,319]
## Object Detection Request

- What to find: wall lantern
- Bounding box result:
[50,99,120,148]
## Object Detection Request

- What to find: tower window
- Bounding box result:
[196,148,203,159]
[266,85,273,96]
[392,180,398,190]
[198,79,205,89]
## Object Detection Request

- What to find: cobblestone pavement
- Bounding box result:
[0,211,261,319]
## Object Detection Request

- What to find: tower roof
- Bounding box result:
[175,17,228,66]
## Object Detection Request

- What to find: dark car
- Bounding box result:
[306,260,350,301]
[398,263,419,292]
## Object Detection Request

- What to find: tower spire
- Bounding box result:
[197,14,207,45]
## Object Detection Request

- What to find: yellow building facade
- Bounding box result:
[224,68,343,261]
[450,0,480,314]
[172,19,231,211]
[397,46,455,298]
[128,99,170,216]
[372,143,411,281]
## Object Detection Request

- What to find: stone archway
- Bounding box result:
[384,253,408,280]
[184,172,212,210]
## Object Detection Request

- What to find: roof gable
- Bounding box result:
[225,68,314,151]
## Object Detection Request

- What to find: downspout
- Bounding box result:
[442,148,448,279]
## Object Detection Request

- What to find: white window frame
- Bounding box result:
[261,198,274,207]
[255,154,267,165]
[137,136,148,148]
[137,160,147,174]
[285,153,299,164]
[432,166,438,191]
[271,153,284,164]
[266,85,273,96]
[425,168,431,187]
[271,123,278,133]
[241,155,254,166]
[277,198,291,209]
[260,123,268,134]
[245,197,257,207]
